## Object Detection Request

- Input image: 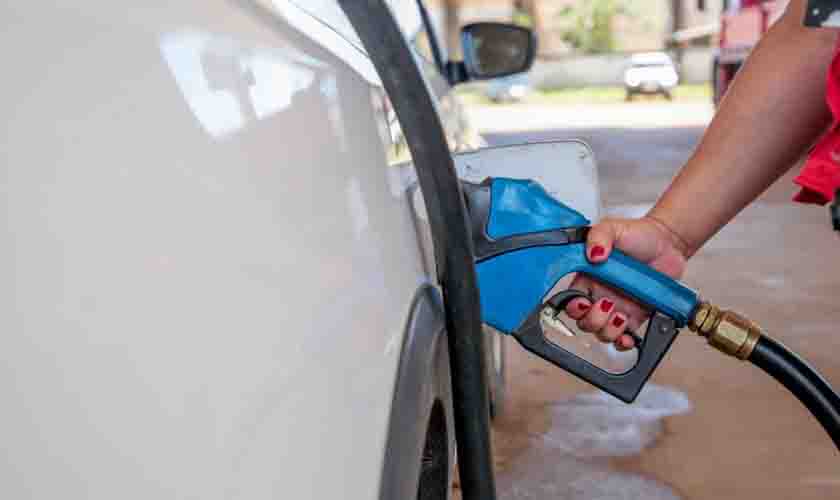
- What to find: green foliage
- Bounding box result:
[512,1,534,28]
[512,10,533,28]
[557,0,635,54]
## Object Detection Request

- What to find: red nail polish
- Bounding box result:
[577,302,591,311]
[600,299,614,312]
[612,316,625,328]
[591,246,606,258]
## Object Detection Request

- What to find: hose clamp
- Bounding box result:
[689,302,762,360]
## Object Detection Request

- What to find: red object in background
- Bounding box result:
[712,0,840,205]
[714,1,784,106]
[794,42,840,205]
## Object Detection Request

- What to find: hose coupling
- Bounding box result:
[688,301,763,360]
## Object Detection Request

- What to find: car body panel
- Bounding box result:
[0,1,448,498]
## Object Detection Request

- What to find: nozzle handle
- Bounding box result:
[477,241,699,335]
[580,244,698,325]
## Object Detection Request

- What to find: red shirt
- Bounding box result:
[793,41,840,205]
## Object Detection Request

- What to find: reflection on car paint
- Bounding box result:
[346,177,371,241]
[160,29,341,139]
[370,88,414,168]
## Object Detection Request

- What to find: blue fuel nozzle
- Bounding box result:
[463,177,700,403]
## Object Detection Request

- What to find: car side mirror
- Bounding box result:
[446,23,536,85]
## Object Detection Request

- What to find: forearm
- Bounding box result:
[650,0,837,256]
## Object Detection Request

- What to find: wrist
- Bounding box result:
[644,210,696,259]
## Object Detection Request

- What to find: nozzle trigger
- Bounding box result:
[513,289,679,403]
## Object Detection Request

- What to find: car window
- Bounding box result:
[285,0,365,50]
[412,0,445,71]
[412,28,437,64]
[285,0,443,71]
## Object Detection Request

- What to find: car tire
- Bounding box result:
[484,328,507,419]
[417,401,451,500]
[663,90,673,101]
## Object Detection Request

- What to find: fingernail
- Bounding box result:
[590,246,606,259]
[577,302,591,311]
[600,299,614,312]
[612,315,625,328]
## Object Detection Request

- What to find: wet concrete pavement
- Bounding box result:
[469,102,840,499]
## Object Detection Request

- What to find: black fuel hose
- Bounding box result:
[338,2,497,499]
[692,304,840,452]
[748,335,840,451]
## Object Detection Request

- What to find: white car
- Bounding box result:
[623,52,680,101]
[1,2,599,499]
[485,74,532,103]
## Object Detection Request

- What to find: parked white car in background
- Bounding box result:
[623,51,679,101]
[485,74,532,103]
[1,1,599,499]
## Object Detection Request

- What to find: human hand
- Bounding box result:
[563,215,691,350]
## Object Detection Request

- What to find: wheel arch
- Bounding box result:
[378,285,454,500]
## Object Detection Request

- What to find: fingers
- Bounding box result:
[578,297,615,340]
[565,274,640,348]
[615,333,636,351]
[572,297,635,346]
[565,297,592,320]
[586,218,621,263]
[604,311,629,345]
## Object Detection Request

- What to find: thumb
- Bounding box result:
[585,218,622,263]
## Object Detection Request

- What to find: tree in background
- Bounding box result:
[513,0,544,52]
[668,0,687,79]
[557,0,634,54]
[512,1,541,29]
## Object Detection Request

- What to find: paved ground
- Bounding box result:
[465,101,840,499]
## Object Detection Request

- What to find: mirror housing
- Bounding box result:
[446,23,537,85]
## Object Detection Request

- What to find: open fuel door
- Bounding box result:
[409,140,603,416]
[456,141,604,413]
[411,140,602,276]
[454,141,602,221]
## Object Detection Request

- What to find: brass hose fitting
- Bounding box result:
[688,301,763,360]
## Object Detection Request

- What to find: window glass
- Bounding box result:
[285,0,425,51]
[413,27,436,63]
[285,0,365,49]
